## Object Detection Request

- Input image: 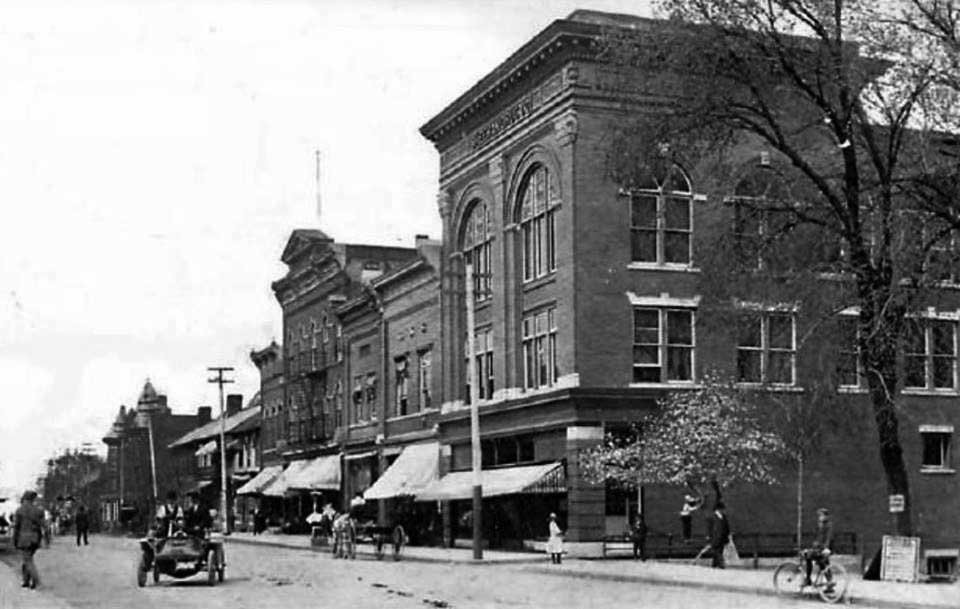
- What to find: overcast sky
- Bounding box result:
[0,0,653,492]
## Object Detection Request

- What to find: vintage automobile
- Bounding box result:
[137,528,225,587]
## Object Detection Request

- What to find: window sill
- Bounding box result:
[629,382,701,390]
[523,274,556,292]
[736,383,805,393]
[902,389,959,397]
[837,386,868,394]
[628,263,700,273]
[920,467,956,475]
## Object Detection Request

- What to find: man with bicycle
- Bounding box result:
[803,507,834,588]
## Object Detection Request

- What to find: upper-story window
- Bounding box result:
[904,316,957,391]
[419,349,432,410]
[729,168,794,271]
[736,308,797,385]
[461,200,492,301]
[632,306,695,383]
[518,165,559,281]
[629,165,693,266]
[394,356,409,417]
[837,313,862,390]
[465,328,494,403]
[523,307,558,389]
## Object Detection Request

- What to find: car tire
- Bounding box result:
[207,550,217,586]
[136,557,147,588]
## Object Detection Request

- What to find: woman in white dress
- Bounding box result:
[546,513,563,564]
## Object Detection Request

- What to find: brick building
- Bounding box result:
[99,380,199,533]
[415,8,960,563]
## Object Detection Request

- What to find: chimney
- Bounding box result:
[226,394,243,417]
[197,406,212,426]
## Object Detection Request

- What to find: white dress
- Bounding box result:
[546,521,563,554]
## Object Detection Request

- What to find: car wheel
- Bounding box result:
[136,557,147,588]
[207,550,217,586]
[152,565,160,584]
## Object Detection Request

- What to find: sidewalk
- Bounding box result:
[227,533,958,608]
[0,557,72,609]
[226,531,543,564]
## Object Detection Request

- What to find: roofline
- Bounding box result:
[419,17,600,142]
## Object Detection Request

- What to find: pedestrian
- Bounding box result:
[13,490,44,589]
[75,504,90,546]
[632,512,647,561]
[706,501,731,569]
[679,490,702,542]
[546,513,564,564]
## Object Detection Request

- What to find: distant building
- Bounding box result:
[99,380,201,533]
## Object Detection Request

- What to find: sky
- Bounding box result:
[0,0,653,492]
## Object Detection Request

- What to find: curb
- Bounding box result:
[520,564,955,609]
[223,536,544,566]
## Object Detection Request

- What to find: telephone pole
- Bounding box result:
[465,262,483,560]
[208,366,234,534]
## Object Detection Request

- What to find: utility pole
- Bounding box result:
[464,262,483,560]
[208,366,234,534]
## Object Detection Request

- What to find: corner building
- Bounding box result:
[421,8,960,562]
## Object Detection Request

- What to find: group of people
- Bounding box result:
[154,490,213,538]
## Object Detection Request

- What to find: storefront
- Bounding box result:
[364,442,442,545]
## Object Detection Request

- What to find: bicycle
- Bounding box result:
[773,549,848,604]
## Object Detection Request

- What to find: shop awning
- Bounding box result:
[260,460,312,497]
[188,480,213,493]
[364,442,438,500]
[283,454,341,491]
[236,465,283,496]
[416,462,565,502]
[195,440,218,457]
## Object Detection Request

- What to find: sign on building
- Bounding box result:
[881,535,921,583]
[888,494,905,513]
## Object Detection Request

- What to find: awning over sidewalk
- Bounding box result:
[260,460,313,497]
[283,454,341,491]
[236,465,283,496]
[416,461,565,502]
[364,442,439,500]
[195,440,218,457]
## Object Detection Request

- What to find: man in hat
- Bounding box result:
[182,492,212,537]
[13,490,44,589]
[706,501,731,569]
[156,490,182,538]
[803,507,835,587]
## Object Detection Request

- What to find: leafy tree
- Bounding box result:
[597,0,960,535]
[581,374,785,494]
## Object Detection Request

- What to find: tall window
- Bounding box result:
[465,328,494,403]
[394,356,409,417]
[632,307,695,383]
[629,165,693,265]
[335,324,343,362]
[729,167,796,271]
[523,308,558,389]
[352,376,364,424]
[462,200,492,301]
[837,315,861,389]
[419,349,432,410]
[519,165,559,281]
[905,317,957,391]
[921,429,952,470]
[736,310,796,384]
[335,379,343,427]
[366,373,378,421]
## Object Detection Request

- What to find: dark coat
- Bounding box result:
[707,511,731,548]
[183,505,212,534]
[813,519,834,550]
[13,503,44,549]
[75,508,90,530]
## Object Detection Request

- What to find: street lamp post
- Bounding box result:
[208,366,234,534]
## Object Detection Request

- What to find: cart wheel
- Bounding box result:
[136,557,147,588]
[217,546,225,582]
[392,525,406,561]
[152,564,160,584]
[207,549,218,586]
[375,535,385,560]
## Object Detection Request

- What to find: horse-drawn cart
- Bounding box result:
[331,517,406,560]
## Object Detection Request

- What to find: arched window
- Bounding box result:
[461,200,492,301]
[629,165,693,265]
[518,165,559,281]
[730,167,792,270]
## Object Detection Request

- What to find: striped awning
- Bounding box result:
[283,455,341,491]
[364,442,438,500]
[261,460,312,497]
[236,465,283,496]
[416,462,565,502]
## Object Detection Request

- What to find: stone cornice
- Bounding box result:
[419,19,601,144]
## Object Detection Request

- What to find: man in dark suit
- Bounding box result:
[182,492,212,536]
[13,490,44,589]
[707,501,731,569]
